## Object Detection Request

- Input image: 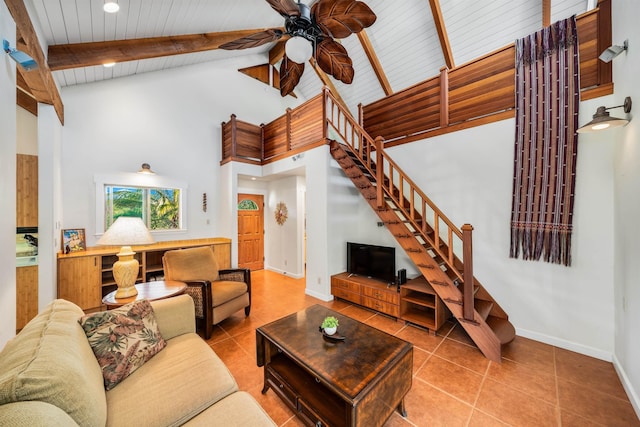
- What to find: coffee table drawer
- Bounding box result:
[266,368,298,409]
[361,295,399,317]
[298,399,333,427]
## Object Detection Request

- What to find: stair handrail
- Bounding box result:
[323,87,471,288]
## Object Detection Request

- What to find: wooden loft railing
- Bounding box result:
[360,0,613,147]
[220,93,327,166]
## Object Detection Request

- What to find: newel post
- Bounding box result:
[375,136,384,208]
[462,224,474,321]
[230,114,237,158]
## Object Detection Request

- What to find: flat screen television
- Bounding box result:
[347,242,396,284]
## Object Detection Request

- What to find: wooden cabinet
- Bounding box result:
[58,238,231,312]
[16,266,38,331]
[58,256,102,312]
[331,273,399,317]
[400,276,448,333]
[16,154,38,227]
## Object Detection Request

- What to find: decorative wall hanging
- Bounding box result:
[510,16,579,267]
[275,202,288,226]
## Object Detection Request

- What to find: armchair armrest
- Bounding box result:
[179,280,214,340]
[218,268,251,314]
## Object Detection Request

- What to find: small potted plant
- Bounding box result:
[321,316,339,336]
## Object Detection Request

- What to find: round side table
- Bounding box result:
[102,280,187,309]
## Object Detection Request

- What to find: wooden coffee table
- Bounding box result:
[256,304,413,427]
[102,280,187,309]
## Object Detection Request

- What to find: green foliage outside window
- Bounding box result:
[105,185,181,230]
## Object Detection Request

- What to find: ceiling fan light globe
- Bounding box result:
[103,2,120,13]
[285,36,312,64]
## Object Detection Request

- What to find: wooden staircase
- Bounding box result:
[323,89,515,362]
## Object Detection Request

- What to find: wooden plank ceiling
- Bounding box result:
[17,0,593,120]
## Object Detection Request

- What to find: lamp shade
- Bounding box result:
[98,217,154,246]
[285,36,313,64]
[97,217,154,298]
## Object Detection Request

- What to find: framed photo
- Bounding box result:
[62,229,86,254]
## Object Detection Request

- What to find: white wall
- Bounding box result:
[387,115,615,360]
[0,3,17,348]
[58,54,300,247]
[16,106,37,155]
[612,0,640,414]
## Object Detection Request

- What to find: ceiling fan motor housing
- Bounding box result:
[285,2,322,43]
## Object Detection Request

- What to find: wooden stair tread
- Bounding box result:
[486,316,516,345]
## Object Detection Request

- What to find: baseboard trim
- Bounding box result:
[612,354,640,419]
[265,266,304,279]
[515,327,612,361]
[305,288,333,302]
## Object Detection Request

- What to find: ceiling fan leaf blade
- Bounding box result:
[279,55,305,96]
[266,0,301,17]
[219,29,284,50]
[312,0,377,39]
[316,39,354,84]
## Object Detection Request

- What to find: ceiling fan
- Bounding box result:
[220,0,376,96]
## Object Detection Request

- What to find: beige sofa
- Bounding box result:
[0,295,275,427]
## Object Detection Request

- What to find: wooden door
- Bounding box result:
[237,194,264,270]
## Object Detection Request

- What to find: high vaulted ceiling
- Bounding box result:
[28,0,593,115]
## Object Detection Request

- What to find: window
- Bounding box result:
[238,199,259,210]
[105,186,181,230]
[95,173,188,235]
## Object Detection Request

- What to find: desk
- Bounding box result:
[102,280,187,309]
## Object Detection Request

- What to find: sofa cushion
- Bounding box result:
[0,299,107,427]
[183,391,277,427]
[212,281,248,308]
[0,401,79,427]
[106,333,238,427]
[79,299,166,390]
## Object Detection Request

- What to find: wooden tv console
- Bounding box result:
[331,272,449,333]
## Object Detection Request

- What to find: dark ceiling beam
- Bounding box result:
[357,30,392,96]
[48,28,285,71]
[428,0,455,69]
[543,0,551,27]
[5,0,64,123]
[269,40,287,65]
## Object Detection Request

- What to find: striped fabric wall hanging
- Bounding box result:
[509,15,580,266]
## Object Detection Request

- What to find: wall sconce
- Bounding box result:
[577,97,632,133]
[137,163,155,174]
[3,39,37,71]
[599,40,628,63]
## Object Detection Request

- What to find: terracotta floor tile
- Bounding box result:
[446,323,475,347]
[435,339,490,375]
[476,378,559,426]
[395,324,444,353]
[415,355,484,404]
[364,313,405,335]
[201,271,640,427]
[467,409,510,426]
[486,358,557,404]
[557,378,640,426]
[560,410,607,427]
[412,347,431,374]
[247,384,297,426]
[501,335,555,375]
[339,304,378,322]
[555,347,627,400]
[403,379,473,426]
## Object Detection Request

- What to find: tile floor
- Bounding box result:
[206,270,640,427]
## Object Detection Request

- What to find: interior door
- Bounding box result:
[237,194,264,270]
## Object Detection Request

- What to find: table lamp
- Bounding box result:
[97,217,154,298]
